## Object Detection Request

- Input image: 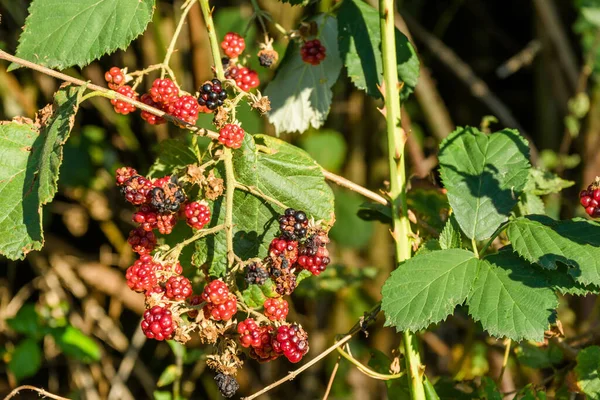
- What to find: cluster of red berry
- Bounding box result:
[580,177,600,218]
[300,39,326,66]
[220,32,261,92]
[116,167,211,255]
[105,69,202,125]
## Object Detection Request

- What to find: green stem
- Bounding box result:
[163,0,196,78]
[379,0,426,398]
[199,0,224,80]
[224,148,236,267]
[199,0,235,268]
[471,238,480,258]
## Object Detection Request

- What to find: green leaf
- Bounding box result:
[382,249,479,332]
[330,188,374,249]
[52,325,101,363]
[194,134,335,276]
[415,240,442,255]
[167,340,186,359]
[407,188,449,234]
[523,168,574,195]
[357,202,392,223]
[235,135,335,222]
[439,215,462,250]
[299,130,347,172]
[157,365,178,387]
[582,7,600,27]
[438,127,531,240]
[515,342,563,369]
[479,377,502,400]
[148,139,197,178]
[9,339,42,381]
[507,216,600,285]
[575,346,600,399]
[7,304,42,338]
[338,0,419,99]
[0,85,84,260]
[265,15,342,134]
[242,285,267,308]
[466,251,557,341]
[153,391,173,400]
[13,0,155,70]
[515,193,545,216]
[541,265,600,296]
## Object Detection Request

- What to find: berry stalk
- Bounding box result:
[379,0,427,398]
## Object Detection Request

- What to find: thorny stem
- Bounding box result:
[0,50,219,139]
[199,0,236,268]
[379,0,426,397]
[4,385,70,400]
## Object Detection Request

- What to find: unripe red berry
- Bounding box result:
[128,227,157,254]
[237,318,262,348]
[126,255,159,292]
[166,95,200,126]
[218,124,245,149]
[165,276,193,301]
[140,93,166,125]
[221,32,246,59]
[263,298,289,321]
[204,294,237,321]
[272,323,309,363]
[105,67,125,90]
[141,305,174,341]
[149,78,179,104]
[202,280,230,305]
[111,85,137,115]
[184,201,211,230]
[301,39,326,66]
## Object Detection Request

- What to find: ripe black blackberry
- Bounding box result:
[245,263,269,285]
[279,208,308,240]
[214,373,239,398]
[198,79,227,111]
[150,180,186,214]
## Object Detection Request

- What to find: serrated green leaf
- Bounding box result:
[296,269,313,285]
[148,139,197,178]
[415,240,442,255]
[439,127,531,240]
[194,134,335,276]
[52,325,101,363]
[466,251,557,341]
[242,285,267,308]
[515,193,545,216]
[9,339,42,381]
[338,0,419,99]
[507,216,600,285]
[439,215,462,249]
[382,249,479,332]
[299,130,347,172]
[7,304,42,338]
[524,168,574,195]
[575,346,600,399]
[0,85,84,260]
[542,265,600,296]
[157,365,178,387]
[265,15,342,134]
[13,0,154,70]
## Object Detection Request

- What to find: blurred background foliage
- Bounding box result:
[1,0,600,398]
